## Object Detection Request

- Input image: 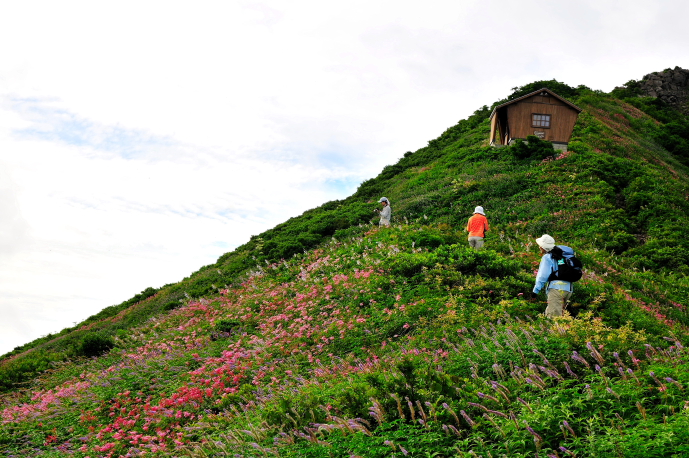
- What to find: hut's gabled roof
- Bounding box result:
[489,88,583,119]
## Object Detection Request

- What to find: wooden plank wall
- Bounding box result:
[489,115,497,143]
[505,94,579,143]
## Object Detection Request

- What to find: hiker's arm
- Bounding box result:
[533,256,551,294]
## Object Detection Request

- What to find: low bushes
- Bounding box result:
[74,333,115,358]
[510,135,556,161]
[390,244,523,280]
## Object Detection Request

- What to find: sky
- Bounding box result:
[1,0,687,355]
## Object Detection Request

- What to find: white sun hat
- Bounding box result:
[536,234,556,252]
[474,206,485,215]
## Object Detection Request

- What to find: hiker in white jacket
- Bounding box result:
[377,197,391,227]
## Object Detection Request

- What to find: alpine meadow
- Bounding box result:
[3,68,689,458]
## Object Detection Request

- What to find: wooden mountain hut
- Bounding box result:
[489,88,582,151]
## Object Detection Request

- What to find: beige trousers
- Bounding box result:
[545,289,572,317]
[468,236,484,250]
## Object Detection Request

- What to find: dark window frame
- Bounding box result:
[531,113,552,129]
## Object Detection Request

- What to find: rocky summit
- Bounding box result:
[638,66,689,112]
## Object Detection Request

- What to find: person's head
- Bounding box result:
[379,197,389,206]
[536,234,556,253]
[474,206,485,215]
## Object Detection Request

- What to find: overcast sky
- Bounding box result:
[1,0,686,355]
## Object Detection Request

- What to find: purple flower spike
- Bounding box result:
[487,409,509,418]
[571,351,590,368]
[460,410,475,426]
[562,420,576,437]
[563,362,578,378]
[525,426,543,442]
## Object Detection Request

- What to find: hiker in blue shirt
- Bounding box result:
[530,234,574,317]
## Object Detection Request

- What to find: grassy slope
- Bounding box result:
[2,81,689,457]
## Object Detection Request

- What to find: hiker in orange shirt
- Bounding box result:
[466,206,489,250]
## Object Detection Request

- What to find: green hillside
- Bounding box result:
[2,72,689,457]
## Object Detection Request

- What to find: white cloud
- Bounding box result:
[0,98,365,354]
[0,165,30,259]
[1,0,688,354]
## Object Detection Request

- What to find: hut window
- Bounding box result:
[532,114,551,128]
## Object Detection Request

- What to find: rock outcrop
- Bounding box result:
[637,66,689,113]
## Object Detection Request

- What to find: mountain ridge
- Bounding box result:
[2,68,689,457]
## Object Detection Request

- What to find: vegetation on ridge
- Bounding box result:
[2,75,689,457]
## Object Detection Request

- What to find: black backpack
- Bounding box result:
[547,246,583,283]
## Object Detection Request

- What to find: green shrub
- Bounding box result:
[74,333,115,357]
[162,300,182,311]
[414,232,445,248]
[390,244,522,280]
[510,135,556,161]
[505,79,585,101]
[215,319,242,333]
[213,319,256,338]
[0,350,64,392]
